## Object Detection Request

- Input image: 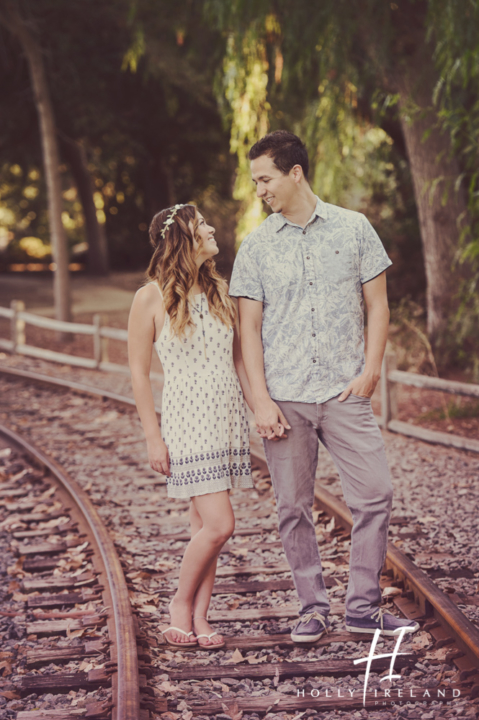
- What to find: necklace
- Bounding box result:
[193,293,208,361]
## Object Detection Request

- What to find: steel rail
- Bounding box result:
[3,364,479,672]
[310,481,479,671]
[0,423,140,720]
[0,364,152,411]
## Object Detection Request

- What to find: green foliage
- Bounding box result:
[428,1,479,247]
[0,0,234,270]
[206,0,479,367]
[220,28,270,245]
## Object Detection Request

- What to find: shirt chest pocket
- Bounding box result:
[320,245,358,285]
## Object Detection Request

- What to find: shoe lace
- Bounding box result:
[300,611,327,629]
[370,607,394,630]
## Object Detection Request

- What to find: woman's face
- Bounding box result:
[190,211,218,265]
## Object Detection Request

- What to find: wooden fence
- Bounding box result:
[379,353,479,454]
[0,299,163,381]
[1,300,478,453]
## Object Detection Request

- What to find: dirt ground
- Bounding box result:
[0,271,478,440]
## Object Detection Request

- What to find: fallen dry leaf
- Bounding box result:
[230,648,244,664]
[0,691,19,700]
[136,605,158,613]
[0,660,12,676]
[320,560,336,570]
[425,647,449,661]
[158,680,177,694]
[325,516,335,533]
[246,655,267,665]
[382,586,402,598]
[39,486,56,500]
[222,700,243,720]
[411,631,431,650]
[7,557,25,577]
[66,625,85,639]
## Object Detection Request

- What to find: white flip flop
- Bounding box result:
[161,626,197,647]
[196,631,225,650]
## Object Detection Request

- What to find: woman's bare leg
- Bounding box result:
[165,490,234,644]
[189,501,223,644]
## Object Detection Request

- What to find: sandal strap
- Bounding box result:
[163,626,194,638]
[196,632,217,640]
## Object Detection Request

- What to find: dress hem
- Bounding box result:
[167,475,253,499]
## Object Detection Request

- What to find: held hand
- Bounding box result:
[255,399,291,440]
[338,372,379,402]
[147,438,171,476]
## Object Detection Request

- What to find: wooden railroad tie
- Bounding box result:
[167,654,418,682]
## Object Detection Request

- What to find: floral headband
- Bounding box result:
[160,204,184,239]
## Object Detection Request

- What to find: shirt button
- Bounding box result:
[311,308,315,312]
[306,256,310,260]
[309,281,313,285]
[303,230,306,235]
[312,333,316,337]
[312,358,316,363]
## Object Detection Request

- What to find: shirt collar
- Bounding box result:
[274,196,328,233]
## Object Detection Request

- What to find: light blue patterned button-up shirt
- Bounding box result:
[229,197,392,404]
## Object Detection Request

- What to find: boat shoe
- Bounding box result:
[345,607,420,636]
[291,611,330,643]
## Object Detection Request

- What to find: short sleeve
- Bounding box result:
[359,214,392,284]
[229,240,264,301]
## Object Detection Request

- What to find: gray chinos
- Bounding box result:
[263,394,393,619]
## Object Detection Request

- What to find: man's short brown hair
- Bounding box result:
[248,130,309,180]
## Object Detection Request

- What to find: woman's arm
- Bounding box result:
[237,297,290,439]
[232,323,254,412]
[128,284,170,475]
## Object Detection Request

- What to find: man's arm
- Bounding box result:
[338,271,389,401]
[238,297,291,438]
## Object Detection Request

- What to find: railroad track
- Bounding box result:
[1,362,479,717]
[0,423,143,720]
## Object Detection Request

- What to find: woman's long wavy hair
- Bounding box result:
[146,204,236,338]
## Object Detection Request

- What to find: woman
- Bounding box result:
[128,203,253,649]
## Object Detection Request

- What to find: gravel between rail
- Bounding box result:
[1,355,479,719]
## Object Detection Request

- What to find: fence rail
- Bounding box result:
[379,352,479,454]
[1,300,478,453]
[0,300,160,380]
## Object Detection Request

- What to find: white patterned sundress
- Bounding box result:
[152,284,252,498]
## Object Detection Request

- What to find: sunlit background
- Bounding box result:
[0,0,478,384]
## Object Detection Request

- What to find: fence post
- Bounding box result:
[381,351,398,428]
[93,313,101,368]
[10,300,25,353]
[99,314,109,367]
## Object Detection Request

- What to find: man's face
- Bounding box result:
[250,154,296,213]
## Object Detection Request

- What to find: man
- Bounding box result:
[229,130,419,642]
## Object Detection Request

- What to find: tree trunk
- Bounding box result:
[61,136,109,276]
[361,2,471,355]
[1,3,71,323]
[396,69,469,349]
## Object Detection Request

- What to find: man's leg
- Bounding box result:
[263,400,330,618]
[319,394,393,618]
